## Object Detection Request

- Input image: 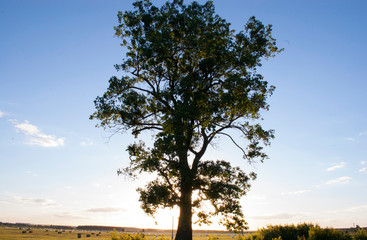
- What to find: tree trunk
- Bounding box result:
[175,186,193,240]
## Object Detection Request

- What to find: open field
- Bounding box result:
[0,227,238,240]
[2,224,367,240]
[0,227,111,240]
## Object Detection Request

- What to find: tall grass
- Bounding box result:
[110,231,169,240]
[111,231,146,240]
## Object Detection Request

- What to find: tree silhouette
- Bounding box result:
[91,1,282,239]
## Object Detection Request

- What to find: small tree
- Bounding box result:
[91,1,282,239]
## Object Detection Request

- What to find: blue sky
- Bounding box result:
[0,0,366,230]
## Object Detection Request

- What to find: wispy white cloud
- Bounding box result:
[359,167,367,174]
[327,205,367,214]
[326,176,351,185]
[54,212,85,220]
[361,161,367,165]
[327,162,346,172]
[359,132,367,136]
[248,195,267,201]
[345,137,356,142]
[0,200,11,205]
[86,207,125,213]
[343,205,367,213]
[281,190,311,196]
[10,120,64,147]
[0,111,4,118]
[15,196,59,207]
[252,213,303,220]
[80,139,94,147]
[26,171,38,177]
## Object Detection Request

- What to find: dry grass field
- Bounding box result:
[0,227,110,240]
[0,227,238,240]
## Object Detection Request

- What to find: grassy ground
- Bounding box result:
[0,227,238,240]
[0,227,109,240]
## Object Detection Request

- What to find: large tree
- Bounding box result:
[91,0,282,239]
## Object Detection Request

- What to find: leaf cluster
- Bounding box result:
[193,160,256,232]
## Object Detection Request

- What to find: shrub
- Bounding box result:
[111,231,145,240]
[259,223,314,240]
[296,236,306,240]
[295,223,315,237]
[308,226,351,240]
[238,224,367,240]
[157,236,169,240]
[238,232,264,240]
[355,228,367,240]
[111,231,118,240]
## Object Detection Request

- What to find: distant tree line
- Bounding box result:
[76,225,125,232]
[0,222,167,233]
[0,222,74,230]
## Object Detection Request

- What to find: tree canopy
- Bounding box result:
[91,0,282,239]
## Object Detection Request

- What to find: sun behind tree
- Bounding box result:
[90,0,282,239]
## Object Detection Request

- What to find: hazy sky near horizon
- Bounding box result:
[1,0,366,231]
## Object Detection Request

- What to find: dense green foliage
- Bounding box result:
[110,231,170,240]
[111,231,145,240]
[355,228,367,240]
[308,226,352,240]
[238,224,366,240]
[259,223,312,240]
[239,232,264,240]
[91,0,281,238]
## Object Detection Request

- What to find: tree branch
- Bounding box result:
[130,71,173,112]
[191,127,209,173]
[217,132,248,158]
[157,166,179,198]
